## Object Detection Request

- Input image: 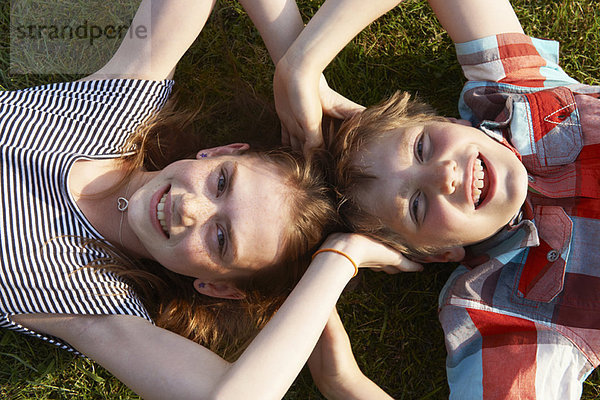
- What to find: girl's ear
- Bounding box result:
[416,246,465,263]
[193,279,246,300]
[196,143,250,159]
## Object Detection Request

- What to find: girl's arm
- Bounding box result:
[274,0,523,154]
[90,0,300,81]
[238,0,363,153]
[85,0,361,151]
[82,0,217,81]
[273,0,401,154]
[237,0,302,64]
[22,234,418,400]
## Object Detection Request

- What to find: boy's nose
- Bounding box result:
[178,193,212,227]
[431,160,457,195]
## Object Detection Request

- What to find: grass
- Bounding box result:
[1,0,600,399]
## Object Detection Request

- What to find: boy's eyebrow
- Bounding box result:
[393,127,422,231]
[395,190,421,233]
[398,131,415,210]
[361,126,421,232]
[393,192,411,226]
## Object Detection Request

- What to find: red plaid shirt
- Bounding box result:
[439,33,600,400]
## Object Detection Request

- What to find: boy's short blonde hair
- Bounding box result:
[329,91,447,259]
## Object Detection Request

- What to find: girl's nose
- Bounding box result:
[179,194,211,227]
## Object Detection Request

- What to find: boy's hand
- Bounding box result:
[308,308,394,400]
[318,233,423,273]
[308,308,362,398]
[274,57,363,157]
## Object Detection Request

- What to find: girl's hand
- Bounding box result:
[318,233,423,274]
[274,57,363,157]
[318,74,364,128]
[308,308,393,400]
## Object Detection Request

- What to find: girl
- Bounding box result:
[2,0,415,398]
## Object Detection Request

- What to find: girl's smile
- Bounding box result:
[153,185,172,238]
[125,151,294,282]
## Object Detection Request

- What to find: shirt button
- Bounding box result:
[528,175,536,183]
[547,250,559,262]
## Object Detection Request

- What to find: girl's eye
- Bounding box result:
[217,169,227,195]
[217,226,226,253]
[415,133,425,162]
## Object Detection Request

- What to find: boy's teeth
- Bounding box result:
[472,157,485,206]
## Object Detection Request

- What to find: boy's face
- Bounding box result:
[354,121,528,256]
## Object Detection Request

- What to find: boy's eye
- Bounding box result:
[415,133,425,162]
[216,225,226,254]
[411,191,422,225]
[217,169,228,195]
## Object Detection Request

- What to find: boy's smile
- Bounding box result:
[354,121,528,254]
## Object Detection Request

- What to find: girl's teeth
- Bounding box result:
[157,193,169,235]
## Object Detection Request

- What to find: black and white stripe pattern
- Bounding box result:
[0,79,173,352]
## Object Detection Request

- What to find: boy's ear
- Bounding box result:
[193,279,246,300]
[196,143,250,159]
[417,246,465,263]
[446,117,472,127]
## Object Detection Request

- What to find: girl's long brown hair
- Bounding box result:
[92,94,337,360]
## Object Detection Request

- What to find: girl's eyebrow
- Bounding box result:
[223,161,239,264]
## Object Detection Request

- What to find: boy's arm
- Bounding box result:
[83,0,217,81]
[308,308,393,400]
[428,0,523,43]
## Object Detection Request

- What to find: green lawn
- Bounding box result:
[1,0,599,399]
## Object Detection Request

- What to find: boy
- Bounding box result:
[276,0,600,398]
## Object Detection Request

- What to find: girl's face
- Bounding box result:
[354,121,528,258]
[127,149,293,283]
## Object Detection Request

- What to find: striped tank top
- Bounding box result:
[0,79,173,352]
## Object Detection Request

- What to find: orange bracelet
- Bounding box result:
[312,248,358,277]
